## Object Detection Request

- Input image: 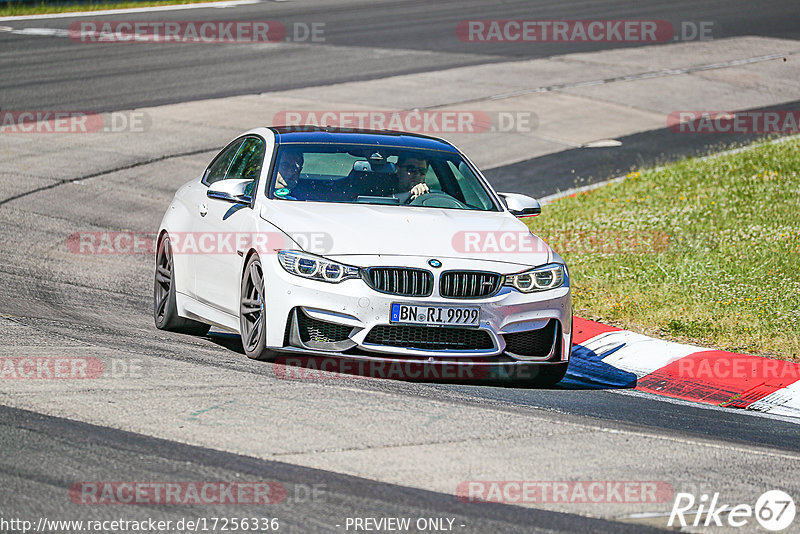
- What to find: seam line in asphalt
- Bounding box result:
[419,51,797,109]
[0,147,216,207]
[246,399,800,460]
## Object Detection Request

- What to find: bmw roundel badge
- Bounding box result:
[428,259,442,268]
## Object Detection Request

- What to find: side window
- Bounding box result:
[204,140,244,185]
[227,137,266,181]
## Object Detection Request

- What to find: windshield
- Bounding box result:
[267,143,499,211]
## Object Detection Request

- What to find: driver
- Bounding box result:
[273,151,304,199]
[394,155,430,203]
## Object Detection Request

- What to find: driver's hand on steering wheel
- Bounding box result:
[410,182,430,199]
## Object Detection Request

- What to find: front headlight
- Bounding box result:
[504,263,566,292]
[277,250,360,283]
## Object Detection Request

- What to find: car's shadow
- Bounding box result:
[203,332,638,390]
[205,331,246,354]
[560,343,638,390]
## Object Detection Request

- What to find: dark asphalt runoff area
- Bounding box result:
[0,404,670,534]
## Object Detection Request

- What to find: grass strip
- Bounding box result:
[0,0,224,17]
[528,136,800,361]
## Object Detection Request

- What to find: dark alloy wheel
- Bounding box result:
[240,253,277,361]
[153,235,210,336]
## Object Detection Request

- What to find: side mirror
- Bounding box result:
[497,192,541,217]
[207,179,253,205]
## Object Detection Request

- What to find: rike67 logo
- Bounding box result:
[669,490,795,531]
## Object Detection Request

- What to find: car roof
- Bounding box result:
[268,126,460,153]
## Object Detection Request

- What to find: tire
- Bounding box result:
[239,253,277,361]
[521,362,569,388]
[153,235,210,336]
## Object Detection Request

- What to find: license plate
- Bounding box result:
[390,303,480,327]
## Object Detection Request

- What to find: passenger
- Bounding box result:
[273,151,304,198]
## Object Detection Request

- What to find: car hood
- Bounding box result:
[259,201,552,267]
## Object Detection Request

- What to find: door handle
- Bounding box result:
[199,203,208,217]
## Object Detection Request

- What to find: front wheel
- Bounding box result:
[239,253,278,361]
[153,235,210,336]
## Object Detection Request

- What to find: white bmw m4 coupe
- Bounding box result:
[155,127,572,385]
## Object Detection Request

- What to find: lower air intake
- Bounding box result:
[364,325,494,350]
[502,319,558,358]
[297,310,352,344]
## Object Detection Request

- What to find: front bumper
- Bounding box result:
[262,254,572,364]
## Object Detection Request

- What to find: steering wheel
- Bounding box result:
[407,191,468,209]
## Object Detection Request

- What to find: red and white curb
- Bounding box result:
[569,318,800,419]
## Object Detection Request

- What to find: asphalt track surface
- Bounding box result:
[1,0,800,111]
[1,1,800,533]
[0,405,668,533]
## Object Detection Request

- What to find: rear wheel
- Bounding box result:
[240,253,277,361]
[154,235,210,336]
